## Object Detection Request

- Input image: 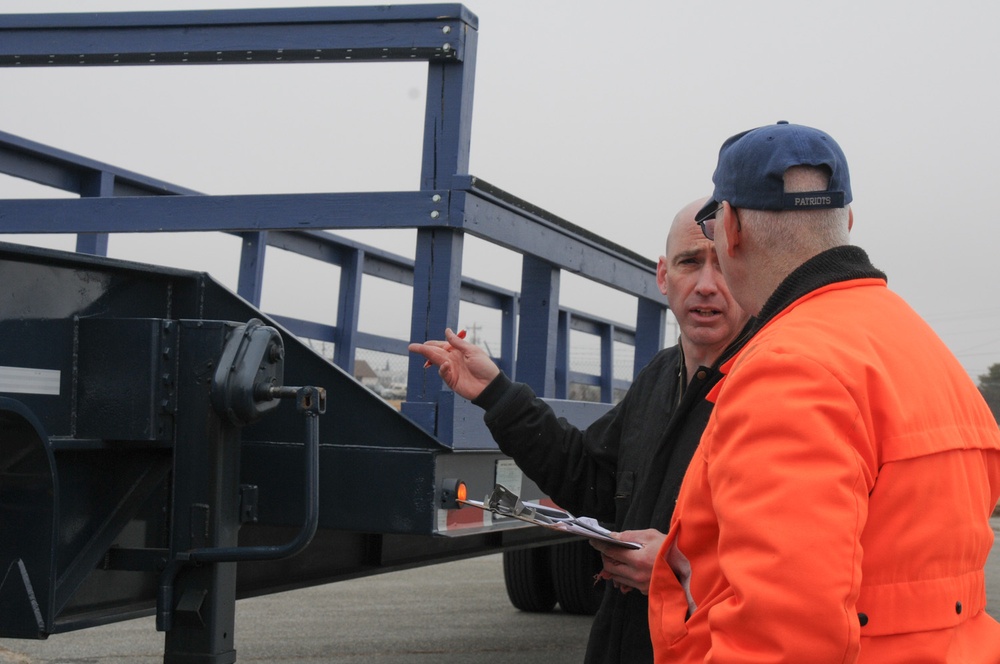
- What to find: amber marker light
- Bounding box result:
[441,478,468,509]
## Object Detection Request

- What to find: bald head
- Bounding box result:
[665,196,710,256]
[657,196,746,371]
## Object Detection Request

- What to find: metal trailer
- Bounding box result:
[0,5,669,663]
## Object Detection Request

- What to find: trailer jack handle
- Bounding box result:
[156,318,326,633]
[156,385,322,632]
[187,385,324,564]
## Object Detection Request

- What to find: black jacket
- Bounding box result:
[473,325,751,664]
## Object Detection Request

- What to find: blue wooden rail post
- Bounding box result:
[407,16,479,404]
[515,255,561,397]
[635,297,667,380]
[600,324,614,403]
[236,231,268,308]
[498,292,518,379]
[555,310,571,399]
[76,170,112,256]
[333,246,365,375]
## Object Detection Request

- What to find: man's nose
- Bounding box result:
[694,264,721,294]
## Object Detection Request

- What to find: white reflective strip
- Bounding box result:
[0,366,61,396]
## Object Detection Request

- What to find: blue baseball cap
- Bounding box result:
[695,121,852,223]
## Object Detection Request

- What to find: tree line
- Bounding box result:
[980,363,1000,424]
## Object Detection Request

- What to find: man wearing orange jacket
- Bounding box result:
[647,121,1000,663]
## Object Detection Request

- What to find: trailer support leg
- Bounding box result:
[162,322,241,664]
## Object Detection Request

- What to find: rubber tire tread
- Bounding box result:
[549,539,604,615]
[502,546,557,613]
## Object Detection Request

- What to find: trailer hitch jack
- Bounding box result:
[156,319,326,633]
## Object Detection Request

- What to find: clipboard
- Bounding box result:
[459,484,642,549]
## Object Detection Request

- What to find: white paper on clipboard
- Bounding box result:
[459,484,641,549]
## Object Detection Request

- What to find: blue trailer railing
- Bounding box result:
[0,4,669,447]
[0,4,670,659]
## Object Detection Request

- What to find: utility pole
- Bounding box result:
[467,322,483,346]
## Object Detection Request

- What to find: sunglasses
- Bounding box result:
[696,204,740,241]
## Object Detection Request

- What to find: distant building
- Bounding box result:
[353,360,380,393]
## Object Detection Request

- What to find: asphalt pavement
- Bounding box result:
[0,553,593,664]
[1,517,998,663]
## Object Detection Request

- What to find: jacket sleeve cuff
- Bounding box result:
[472,371,513,411]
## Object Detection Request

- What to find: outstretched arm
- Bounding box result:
[408,328,501,401]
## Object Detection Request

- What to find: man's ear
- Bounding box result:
[722,201,740,257]
[656,255,669,297]
[847,206,854,232]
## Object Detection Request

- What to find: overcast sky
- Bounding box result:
[1,0,998,382]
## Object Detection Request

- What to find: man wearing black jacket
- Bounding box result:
[409,197,751,663]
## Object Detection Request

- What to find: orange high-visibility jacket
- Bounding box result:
[648,277,1000,663]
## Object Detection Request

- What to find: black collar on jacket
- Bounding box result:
[717,318,757,367]
[755,245,887,328]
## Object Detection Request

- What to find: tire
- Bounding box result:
[502,546,557,613]
[549,539,604,615]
